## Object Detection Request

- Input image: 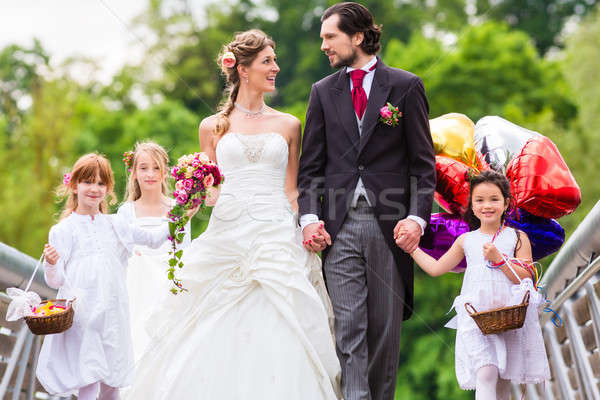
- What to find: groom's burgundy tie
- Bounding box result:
[349,62,376,120]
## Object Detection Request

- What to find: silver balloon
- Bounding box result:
[474,116,541,172]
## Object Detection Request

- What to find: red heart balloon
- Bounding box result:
[506,136,580,219]
[434,156,471,215]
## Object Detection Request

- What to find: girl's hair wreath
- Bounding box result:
[122,151,134,172]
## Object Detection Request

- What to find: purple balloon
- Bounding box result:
[506,209,565,261]
[420,213,469,273]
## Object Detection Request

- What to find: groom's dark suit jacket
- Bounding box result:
[298,58,436,320]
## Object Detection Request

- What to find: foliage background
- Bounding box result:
[2,1,600,397]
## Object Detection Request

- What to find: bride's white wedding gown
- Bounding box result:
[125,132,341,399]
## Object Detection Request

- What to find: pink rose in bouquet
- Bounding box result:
[167,152,224,293]
[203,174,214,187]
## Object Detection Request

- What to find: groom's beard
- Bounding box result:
[332,48,358,69]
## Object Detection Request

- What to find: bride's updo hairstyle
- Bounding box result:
[214,29,275,136]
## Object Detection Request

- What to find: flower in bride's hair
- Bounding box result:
[63,173,72,186]
[222,51,236,69]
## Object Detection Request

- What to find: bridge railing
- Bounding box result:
[2,201,600,399]
[1,243,57,400]
[516,200,600,399]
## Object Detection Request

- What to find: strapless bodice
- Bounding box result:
[216,132,289,195]
[212,132,293,223]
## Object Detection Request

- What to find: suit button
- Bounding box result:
[358,165,365,171]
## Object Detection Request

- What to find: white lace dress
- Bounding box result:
[36,212,169,395]
[125,132,341,400]
[116,201,190,363]
[447,227,550,389]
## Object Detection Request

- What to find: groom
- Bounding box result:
[298,2,436,399]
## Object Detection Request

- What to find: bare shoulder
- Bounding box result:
[455,232,468,247]
[515,229,531,244]
[270,110,301,140]
[199,114,218,136]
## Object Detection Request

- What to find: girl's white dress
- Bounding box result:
[125,132,341,399]
[447,227,550,389]
[117,201,190,363]
[35,212,169,395]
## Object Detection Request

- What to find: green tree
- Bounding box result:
[384,22,577,124]
[0,40,49,136]
[559,5,600,231]
[476,0,599,53]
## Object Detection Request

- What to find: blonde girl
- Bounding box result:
[117,141,190,362]
[37,153,170,400]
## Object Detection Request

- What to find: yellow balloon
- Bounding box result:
[430,113,479,169]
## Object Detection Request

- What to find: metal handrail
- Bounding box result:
[0,242,56,299]
[541,256,600,325]
[540,200,600,302]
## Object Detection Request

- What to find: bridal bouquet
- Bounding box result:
[167,152,224,294]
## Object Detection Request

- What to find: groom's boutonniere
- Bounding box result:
[379,102,402,127]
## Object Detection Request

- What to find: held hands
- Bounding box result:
[43,244,59,265]
[394,219,421,254]
[483,242,503,264]
[303,221,332,253]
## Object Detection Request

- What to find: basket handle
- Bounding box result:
[521,290,530,305]
[66,297,76,308]
[24,254,45,292]
[498,253,523,284]
[464,303,478,315]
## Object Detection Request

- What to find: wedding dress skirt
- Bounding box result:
[125,133,341,399]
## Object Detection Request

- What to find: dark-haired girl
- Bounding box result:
[405,170,550,399]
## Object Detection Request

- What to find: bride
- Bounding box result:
[125,30,341,399]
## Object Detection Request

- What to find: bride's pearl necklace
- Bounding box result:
[234,102,266,119]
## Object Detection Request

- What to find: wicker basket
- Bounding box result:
[24,298,75,335]
[465,291,529,335]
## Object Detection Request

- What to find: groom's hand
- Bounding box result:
[394,219,421,253]
[303,221,331,252]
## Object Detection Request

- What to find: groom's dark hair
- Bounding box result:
[322,2,382,55]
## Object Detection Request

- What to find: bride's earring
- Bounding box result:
[245,77,249,84]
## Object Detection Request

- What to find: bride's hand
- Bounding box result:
[186,205,201,219]
[205,186,220,207]
[303,221,331,252]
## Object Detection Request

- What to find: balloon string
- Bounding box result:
[543,305,563,328]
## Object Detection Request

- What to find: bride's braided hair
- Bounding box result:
[215,29,275,136]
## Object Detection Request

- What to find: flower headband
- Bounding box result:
[63,173,72,187]
[122,151,134,172]
[221,51,236,69]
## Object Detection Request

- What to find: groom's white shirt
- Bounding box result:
[300,56,426,234]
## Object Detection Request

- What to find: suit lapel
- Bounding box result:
[359,60,391,155]
[330,70,360,146]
